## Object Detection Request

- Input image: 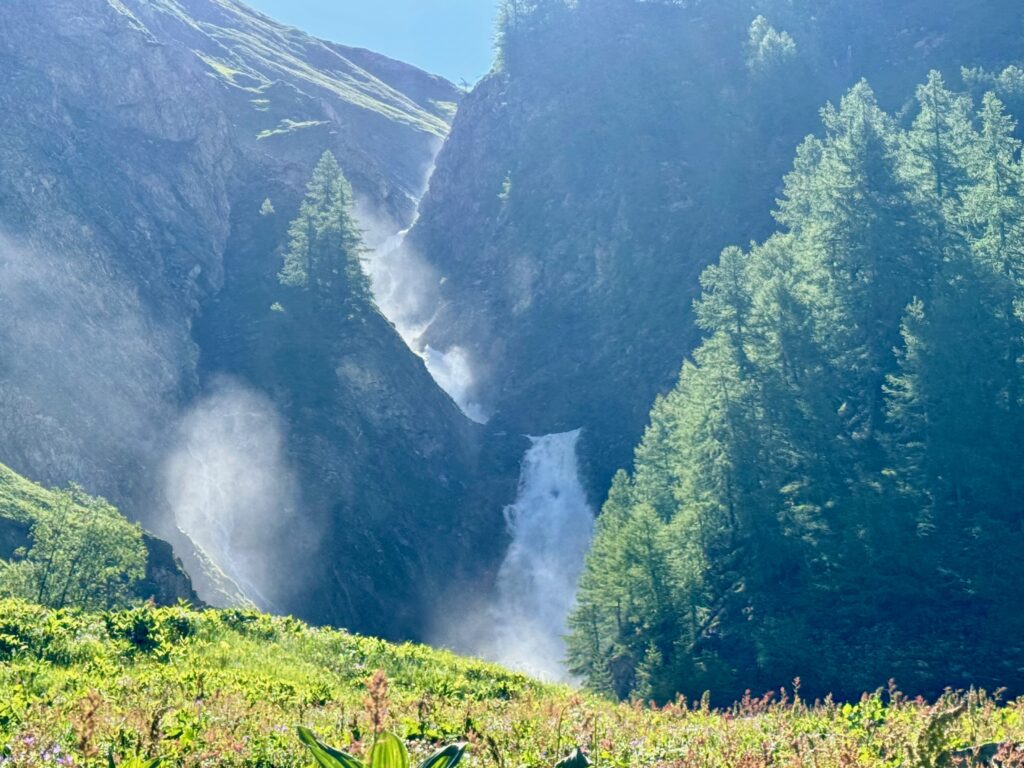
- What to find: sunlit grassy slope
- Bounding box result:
[0,600,1022,767]
[0,462,67,526]
[128,0,458,138]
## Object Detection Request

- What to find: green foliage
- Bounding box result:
[109,756,161,768]
[257,118,330,140]
[494,0,572,73]
[279,151,372,309]
[0,600,547,767]
[297,727,365,768]
[570,73,1024,702]
[0,603,1019,768]
[416,742,467,768]
[0,485,146,611]
[746,16,798,75]
[0,462,72,525]
[298,728,467,768]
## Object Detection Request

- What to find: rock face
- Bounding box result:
[406,0,1024,499]
[0,0,519,639]
[138,532,203,606]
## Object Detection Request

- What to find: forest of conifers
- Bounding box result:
[569,73,1024,704]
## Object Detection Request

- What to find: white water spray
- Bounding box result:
[162,381,299,608]
[472,430,595,681]
[361,215,489,423]
[422,345,489,424]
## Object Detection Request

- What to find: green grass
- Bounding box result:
[104,0,148,34]
[257,119,330,140]
[0,600,1021,767]
[194,52,247,84]
[0,462,72,526]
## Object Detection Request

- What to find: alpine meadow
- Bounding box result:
[0,1,1023,767]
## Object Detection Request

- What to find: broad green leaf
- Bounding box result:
[417,742,468,768]
[554,748,592,768]
[297,726,365,768]
[369,733,410,768]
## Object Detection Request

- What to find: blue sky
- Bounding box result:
[245,0,497,84]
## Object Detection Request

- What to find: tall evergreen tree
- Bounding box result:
[279,151,371,310]
[571,74,1024,703]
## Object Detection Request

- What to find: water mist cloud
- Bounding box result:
[0,230,182,495]
[422,345,489,424]
[162,379,300,609]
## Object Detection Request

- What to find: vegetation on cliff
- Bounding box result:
[278,151,373,308]
[569,73,1024,703]
[0,464,194,610]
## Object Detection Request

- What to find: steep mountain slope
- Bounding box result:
[0,0,519,639]
[406,0,1024,498]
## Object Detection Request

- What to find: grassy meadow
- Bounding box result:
[0,601,1021,767]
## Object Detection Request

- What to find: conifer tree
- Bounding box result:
[571,74,1024,702]
[279,151,371,310]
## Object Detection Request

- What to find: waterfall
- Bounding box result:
[360,206,592,679]
[364,222,489,423]
[482,430,595,681]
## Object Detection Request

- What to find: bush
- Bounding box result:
[0,485,146,611]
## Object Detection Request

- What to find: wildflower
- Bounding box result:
[364,669,390,736]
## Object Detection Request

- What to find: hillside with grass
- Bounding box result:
[1,600,1022,767]
[0,463,198,608]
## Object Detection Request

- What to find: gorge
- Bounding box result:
[2,0,1024,696]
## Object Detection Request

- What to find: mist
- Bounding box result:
[161,379,301,609]
[0,230,183,502]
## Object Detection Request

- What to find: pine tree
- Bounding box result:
[279,151,371,310]
[900,72,977,217]
[570,74,1024,702]
[746,16,797,76]
[568,471,679,700]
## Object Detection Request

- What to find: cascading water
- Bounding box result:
[480,430,595,681]
[362,206,593,680]
[364,222,489,423]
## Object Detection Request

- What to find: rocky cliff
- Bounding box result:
[406,0,1024,498]
[0,0,519,639]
